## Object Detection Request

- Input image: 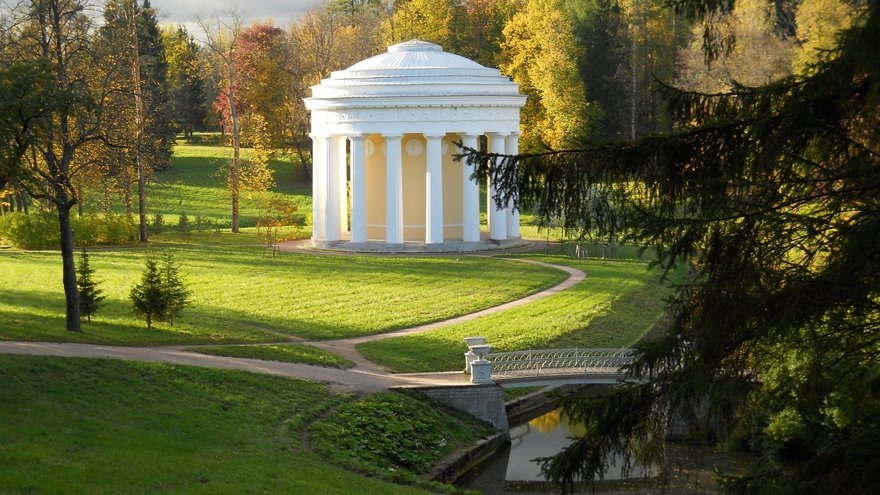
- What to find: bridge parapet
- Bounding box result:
[488,348,635,379]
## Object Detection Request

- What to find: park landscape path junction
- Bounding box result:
[0,248,637,430]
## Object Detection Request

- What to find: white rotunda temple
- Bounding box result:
[304,39,527,251]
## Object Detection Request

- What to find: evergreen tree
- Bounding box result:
[567,0,630,141]
[76,249,105,322]
[129,251,191,328]
[464,2,879,492]
[161,250,190,326]
[137,0,175,172]
[129,256,166,330]
[163,25,207,140]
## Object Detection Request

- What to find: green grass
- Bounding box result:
[190,343,355,368]
[358,256,685,373]
[310,391,494,485]
[0,247,567,345]
[148,225,304,248]
[82,142,313,236]
[0,355,435,494]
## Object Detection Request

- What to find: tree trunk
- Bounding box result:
[293,139,310,181]
[57,198,81,332]
[122,164,133,217]
[630,24,637,142]
[228,56,241,233]
[15,190,24,213]
[132,4,148,243]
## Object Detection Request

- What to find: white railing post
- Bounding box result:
[470,358,493,384]
[463,336,487,373]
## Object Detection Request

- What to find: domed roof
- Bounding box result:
[308,39,523,99]
[345,39,485,72]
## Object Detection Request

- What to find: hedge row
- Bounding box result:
[0,212,137,248]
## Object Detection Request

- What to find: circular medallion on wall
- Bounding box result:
[364,139,375,157]
[405,138,424,157]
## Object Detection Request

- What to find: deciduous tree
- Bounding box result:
[198,9,244,232]
[501,0,596,150]
[3,0,115,331]
[791,0,860,74]
[676,0,792,93]
[382,0,464,47]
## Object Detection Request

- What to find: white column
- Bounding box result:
[487,132,507,241]
[425,134,444,244]
[461,134,480,242]
[349,135,367,243]
[310,134,325,241]
[384,134,404,244]
[505,133,521,239]
[325,135,341,242]
[338,137,348,236]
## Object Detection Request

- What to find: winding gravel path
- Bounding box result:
[304,258,585,373]
[0,250,584,392]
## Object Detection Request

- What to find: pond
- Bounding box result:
[457,408,753,494]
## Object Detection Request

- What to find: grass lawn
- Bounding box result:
[0,247,566,345]
[190,343,355,368]
[310,391,494,487]
[359,256,685,373]
[80,142,313,237]
[0,355,440,494]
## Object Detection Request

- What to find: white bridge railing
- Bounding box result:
[463,337,635,384]
[488,348,634,378]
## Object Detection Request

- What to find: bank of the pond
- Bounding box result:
[429,385,580,484]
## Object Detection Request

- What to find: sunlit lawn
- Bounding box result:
[83,142,313,237]
[0,247,567,345]
[190,343,355,368]
[359,255,685,373]
[0,355,436,495]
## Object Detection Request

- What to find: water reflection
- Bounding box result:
[459,409,752,495]
[507,410,652,483]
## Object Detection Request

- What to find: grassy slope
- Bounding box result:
[114,143,312,231]
[0,355,434,495]
[359,256,684,373]
[310,391,494,482]
[0,248,566,345]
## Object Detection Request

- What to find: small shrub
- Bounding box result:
[71,214,99,245]
[178,212,191,240]
[129,251,191,329]
[0,211,57,248]
[76,249,105,322]
[98,214,138,244]
[161,251,191,326]
[130,257,165,330]
[194,214,210,232]
[150,212,164,234]
[0,212,136,248]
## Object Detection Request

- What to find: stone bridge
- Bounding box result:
[409,338,640,433]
